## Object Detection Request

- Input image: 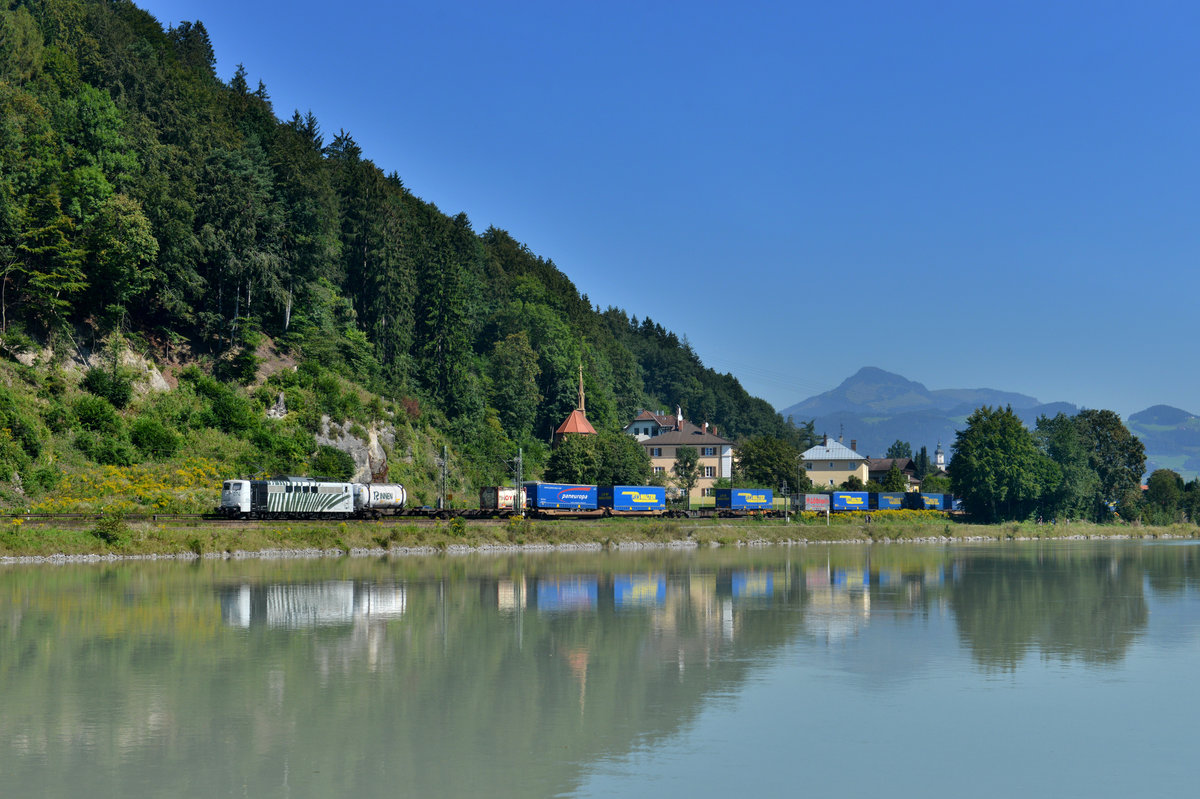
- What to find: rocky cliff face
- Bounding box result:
[313,416,395,483]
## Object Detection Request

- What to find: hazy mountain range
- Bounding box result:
[779,367,1200,479]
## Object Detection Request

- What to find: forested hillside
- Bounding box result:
[0,0,806,505]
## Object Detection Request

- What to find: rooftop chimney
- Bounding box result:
[851,439,857,452]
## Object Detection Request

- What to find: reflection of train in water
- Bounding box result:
[217,477,955,521]
[220,581,407,628]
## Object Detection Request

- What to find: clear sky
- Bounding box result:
[134,0,1200,418]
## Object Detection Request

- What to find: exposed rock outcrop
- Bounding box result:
[314,415,395,482]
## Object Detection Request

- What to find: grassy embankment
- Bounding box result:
[4,509,1197,559]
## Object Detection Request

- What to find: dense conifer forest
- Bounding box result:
[0,0,809,507]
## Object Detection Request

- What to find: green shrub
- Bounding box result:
[75,430,137,466]
[214,345,261,385]
[130,417,181,459]
[183,370,256,434]
[25,465,61,492]
[0,328,36,357]
[145,386,205,430]
[42,400,73,433]
[91,512,128,546]
[0,386,43,460]
[82,367,133,409]
[0,428,29,480]
[39,370,68,398]
[313,372,341,410]
[310,445,356,481]
[249,424,314,474]
[73,394,121,435]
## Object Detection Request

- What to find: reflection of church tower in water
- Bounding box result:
[553,363,597,445]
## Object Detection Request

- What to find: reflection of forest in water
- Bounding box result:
[3,542,1200,797]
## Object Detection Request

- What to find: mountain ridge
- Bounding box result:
[779,367,1198,478]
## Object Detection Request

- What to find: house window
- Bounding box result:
[703,466,715,478]
[829,462,834,468]
[806,463,813,470]
[651,447,662,457]
[653,466,664,474]
[701,488,714,497]
[701,447,716,456]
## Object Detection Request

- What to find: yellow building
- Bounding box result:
[626,409,733,503]
[801,436,869,488]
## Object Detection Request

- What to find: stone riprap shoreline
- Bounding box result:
[3,529,1193,566]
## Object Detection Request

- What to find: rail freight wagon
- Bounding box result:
[599,485,666,513]
[354,483,407,517]
[804,493,831,512]
[916,493,946,510]
[715,488,774,512]
[873,492,906,510]
[831,491,870,512]
[479,486,527,513]
[523,482,599,512]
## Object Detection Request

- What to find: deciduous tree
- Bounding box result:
[1145,468,1183,523]
[736,435,799,490]
[1036,412,1097,520]
[949,405,1058,522]
[672,445,700,508]
[1074,409,1145,522]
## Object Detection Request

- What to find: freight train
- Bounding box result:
[803,491,955,512]
[217,477,953,520]
[217,477,407,520]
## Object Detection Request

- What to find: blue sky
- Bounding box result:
[135,0,1200,417]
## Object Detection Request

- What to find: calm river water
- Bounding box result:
[2,540,1199,798]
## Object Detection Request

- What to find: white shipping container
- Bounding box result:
[480,486,526,510]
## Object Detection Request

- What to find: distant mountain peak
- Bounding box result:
[777,369,1199,480]
[1128,405,1196,426]
[781,367,1039,420]
[776,367,1059,459]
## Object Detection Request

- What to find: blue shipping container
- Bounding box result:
[832,491,870,511]
[525,482,598,510]
[875,492,905,510]
[920,493,945,510]
[599,485,666,511]
[715,488,773,510]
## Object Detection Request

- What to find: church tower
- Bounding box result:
[553,364,597,444]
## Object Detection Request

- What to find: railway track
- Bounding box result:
[4,513,509,527]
